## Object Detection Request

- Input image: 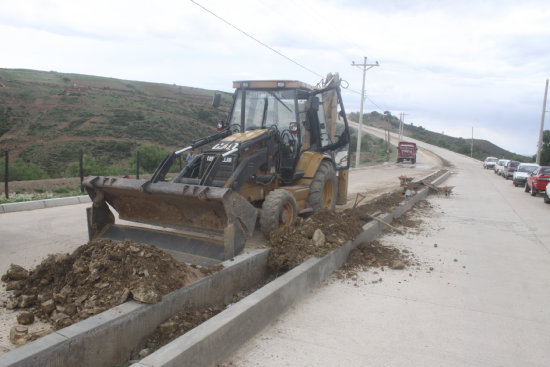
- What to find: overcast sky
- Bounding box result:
[1,0,549,155]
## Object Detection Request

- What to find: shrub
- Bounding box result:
[0,158,49,181]
[130,145,170,173]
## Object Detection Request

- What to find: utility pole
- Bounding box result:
[471,127,474,157]
[351,57,379,168]
[536,79,548,165]
[398,112,408,142]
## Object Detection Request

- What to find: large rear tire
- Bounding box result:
[260,189,297,238]
[308,161,337,211]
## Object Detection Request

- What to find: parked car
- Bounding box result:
[524,166,550,196]
[502,161,520,179]
[545,183,550,204]
[483,157,498,169]
[494,159,506,174]
[512,163,539,187]
[495,159,510,176]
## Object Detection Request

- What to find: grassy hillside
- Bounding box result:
[349,111,532,162]
[1,68,531,181]
[0,68,231,178]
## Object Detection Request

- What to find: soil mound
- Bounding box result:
[266,191,413,275]
[338,240,414,279]
[266,209,364,275]
[1,239,209,329]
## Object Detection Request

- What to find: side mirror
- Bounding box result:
[212,93,221,108]
[289,122,299,135]
[217,120,226,131]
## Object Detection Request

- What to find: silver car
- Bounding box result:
[495,159,510,176]
[513,163,539,187]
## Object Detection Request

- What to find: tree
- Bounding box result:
[130,145,170,173]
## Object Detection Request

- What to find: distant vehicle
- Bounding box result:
[495,159,510,176]
[502,161,520,179]
[524,166,550,196]
[397,141,417,164]
[512,163,539,187]
[483,157,498,169]
[545,182,550,204]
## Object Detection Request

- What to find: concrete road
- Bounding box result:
[0,203,90,274]
[222,138,550,366]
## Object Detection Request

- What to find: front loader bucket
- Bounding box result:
[83,176,257,265]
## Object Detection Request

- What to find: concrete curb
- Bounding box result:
[0,196,90,214]
[132,170,452,367]
[0,249,269,367]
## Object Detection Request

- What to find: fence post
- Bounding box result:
[79,149,84,193]
[4,150,8,199]
[136,151,140,179]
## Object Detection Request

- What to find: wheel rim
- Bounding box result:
[279,201,294,228]
[321,179,334,209]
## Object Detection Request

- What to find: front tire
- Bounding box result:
[531,186,537,196]
[260,189,297,238]
[525,183,530,193]
[308,161,337,211]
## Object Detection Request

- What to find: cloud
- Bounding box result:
[1,0,549,155]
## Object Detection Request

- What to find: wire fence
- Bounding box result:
[1,149,182,200]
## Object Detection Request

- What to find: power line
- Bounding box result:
[189,0,324,78]
[190,0,388,113]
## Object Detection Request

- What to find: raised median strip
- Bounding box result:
[0,170,451,367]
[0,195,91,214]
[131,170,452,367]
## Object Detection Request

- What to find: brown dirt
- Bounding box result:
[0,239,215,331]
[136,305,226,358]
[336,240,416,280]
[266,191,407,275]
[266,169,447,275]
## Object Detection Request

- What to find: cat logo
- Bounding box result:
[212,141,239,151]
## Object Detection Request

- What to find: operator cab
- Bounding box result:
[228,80,350,181]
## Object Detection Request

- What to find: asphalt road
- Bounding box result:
[222,135,550,366]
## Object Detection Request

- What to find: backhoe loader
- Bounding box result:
[83,73,351,265]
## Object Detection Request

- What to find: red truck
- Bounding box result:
[397,141,418,164]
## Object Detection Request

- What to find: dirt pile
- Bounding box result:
[267,191,410,275]
[1,239,211,331]
[266,209,363,275]
[337,240,415,279]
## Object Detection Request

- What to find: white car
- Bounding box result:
[483,157,498,169]
[495,159,510,176]
[512,163,539,187]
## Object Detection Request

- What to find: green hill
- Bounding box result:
[0,68,231,178]
[349,111,532,163]
[1,68,532,181]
